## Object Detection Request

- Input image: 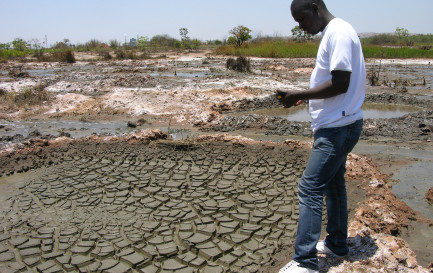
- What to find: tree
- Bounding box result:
[137,36,149,50]
[0,43,11,50]
[54,42,69,49]
[227,36,237,46]
[228,25,252,47]
[179,28,191,49]
[30,38,43,50]
[151,35,176,48]
[12,38,28,51]
[174,40,182,49]
[191,39,200,50]
[395,27,409,46]
[291,26,312,42]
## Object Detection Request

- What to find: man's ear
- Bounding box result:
[311,2,319,14]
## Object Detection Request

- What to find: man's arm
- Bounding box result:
[277,70,351,108]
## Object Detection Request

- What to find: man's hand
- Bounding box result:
[276,90,303,108]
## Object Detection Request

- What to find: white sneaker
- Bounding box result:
[316,240,338,256]
[278,260,318,273]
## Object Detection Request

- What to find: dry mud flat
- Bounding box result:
[0,132,431,273]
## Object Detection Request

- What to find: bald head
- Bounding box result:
[290,0,333,35]
[291,0,327,12]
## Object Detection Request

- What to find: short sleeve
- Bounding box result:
[328,31,353,73]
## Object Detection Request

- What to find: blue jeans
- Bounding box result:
[292,119,363,270]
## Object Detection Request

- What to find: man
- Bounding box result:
[276,0,365,272]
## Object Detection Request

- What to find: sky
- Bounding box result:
[1,0,433,46]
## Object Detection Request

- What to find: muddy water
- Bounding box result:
[352,142,433,219]
[366,60,433,95]
[351,141,433,267]
[392,161,433,220]
[227,103,423,122]
[0,119,138,138]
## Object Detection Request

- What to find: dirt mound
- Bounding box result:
[204,109,433,142]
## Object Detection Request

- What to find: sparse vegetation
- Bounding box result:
[0,83,51,110]
[1,27,432,63]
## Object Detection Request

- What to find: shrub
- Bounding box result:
[37,50,76,63]
[65,50,76,63]
[99,51,112,60]
[226,56,251,72]
[115,50,135,60]
[52,50,76,63]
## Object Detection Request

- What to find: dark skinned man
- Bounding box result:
[277,0,365,272]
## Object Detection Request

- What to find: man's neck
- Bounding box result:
[320,12,335,32]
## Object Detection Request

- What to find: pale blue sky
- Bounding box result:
[1,0,432,45]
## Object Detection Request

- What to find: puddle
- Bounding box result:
[0,71,8,80]
[392,161,433,220]
[0,119,138,139]
[169,129,200,140]
[149,71,210,78]
[24,69,56,77]
[0,119,203,144]
[227,103,422,121]
[352,142,433,221]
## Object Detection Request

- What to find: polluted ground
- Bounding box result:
[0,51,432,272]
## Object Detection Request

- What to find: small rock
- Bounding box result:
[127,121,137,128]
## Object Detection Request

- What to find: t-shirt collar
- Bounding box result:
[322,18,338,35]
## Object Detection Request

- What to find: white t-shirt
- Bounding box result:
[309,18,366,132]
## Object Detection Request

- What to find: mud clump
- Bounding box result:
[205,109,433,141]
[426,187,433,204]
